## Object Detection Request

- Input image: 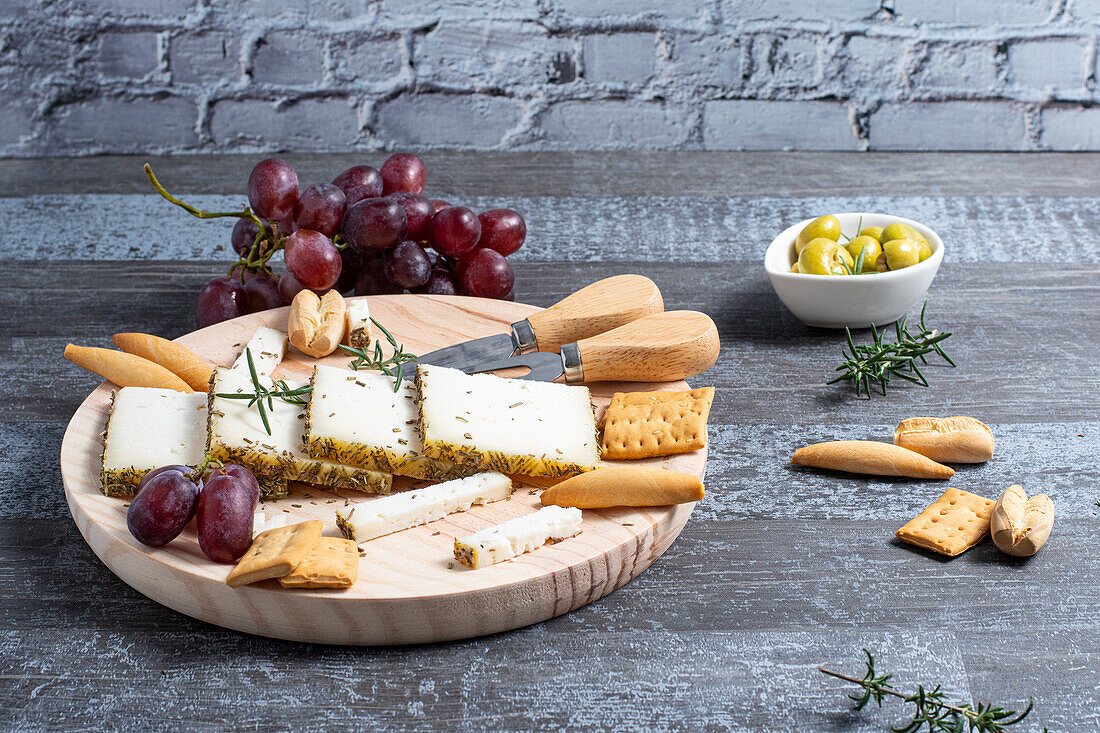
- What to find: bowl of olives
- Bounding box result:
[764,212,944,328]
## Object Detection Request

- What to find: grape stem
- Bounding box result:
[188,452,224,482]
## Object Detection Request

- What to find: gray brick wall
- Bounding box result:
[4,0,1100,155]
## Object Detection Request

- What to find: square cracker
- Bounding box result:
[226,520,323,587]
[895,488,994,557]
[278,536,360,589]
[601,387,714,460]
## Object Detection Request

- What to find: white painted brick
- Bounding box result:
[913,43,999,92]
[703,100,857,150]
[415,24,574,88]
[892,0,1053,25]
[211,0,366,20]
[95,32,158,79]
[170,31,241,84]
[74,0,195,20]
[49,96,198,151]
[869,101,1026,150]
[583,34,656,85]
[376,0,540,21]
[331,35,404,86]
[550,0,703,19]
[0,101,34,149]
[0,0,42,19]
[670,33,742,89]
[1040,107,1100,149]
[252,32,323,86]
[374,94,523,147]
[722,0,880,22]
[540,101,692,148]
[1008,39,1087,89]
[210,98,360,149]
[750,35,821,88]
[1069,0,1100,19]
[838,36,910,89]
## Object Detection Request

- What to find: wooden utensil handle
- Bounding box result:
[574,310,720,383]
[525,274,663,354]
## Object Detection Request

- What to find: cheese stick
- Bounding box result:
[453,506,582,569]
[64,344,193,392]
[540,466,704,508]
[112,332,212,391]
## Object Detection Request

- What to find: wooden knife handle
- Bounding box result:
[525,274,663,354]
[573,310,720,383]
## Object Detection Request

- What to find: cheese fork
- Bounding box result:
[465,310,720,383]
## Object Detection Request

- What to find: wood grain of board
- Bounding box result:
[59,295,706,645]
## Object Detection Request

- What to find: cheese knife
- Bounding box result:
[464,310,720,383]
[402,274,663,375]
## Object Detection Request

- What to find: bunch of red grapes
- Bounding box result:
[196,153,526,328]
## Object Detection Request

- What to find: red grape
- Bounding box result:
[355,256,404,295]
[332,165,382,200]
[342,198,407,253]
[196,472,257,563]
[196,277,248,328]
[278,271,312,303]
[344,183,383,206]
[227,264,267,283]
[127,467,200,547]
[387,192,434,241]
[461,248,514,299]
[284,229,342,291]
[430,199,451,213]
[412,266,461,296]
[248,158,298,220]
[242,275,284,312]
[138,464,190,491]
[383,241,432,288]
[231,218,261,256]
[381,153,427,195]
[502,288,515,302]
[294,183,346,237]
[209,464,260,507]
[335,248,364,293]
[477,209,526,256]
[428,206,481,257]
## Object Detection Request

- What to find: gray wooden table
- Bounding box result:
[2,152,1098,731]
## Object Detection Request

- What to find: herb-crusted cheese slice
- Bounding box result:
[208,367,392,498]
[415,364,600,477]
[453,506,583,569]
[307,365,469,481]
[335,472,512,543]
[100,387,208,497]
[344,300,372,349]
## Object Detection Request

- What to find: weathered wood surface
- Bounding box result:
[2,152,1098,730]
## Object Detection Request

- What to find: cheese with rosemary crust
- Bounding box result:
[335,472,512,543]
[415,364,600,477]
[306,365,469,481]
[453,505,582,569]
[344,300,372,349]
[100,387,208,497]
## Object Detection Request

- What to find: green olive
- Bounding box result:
[798,238,854,275]
[795,215,841,255]
[880,223,928,247]
[845,236,883,273]
[883,239,920,270]
[917,241,932,262]
[858,226,884,242]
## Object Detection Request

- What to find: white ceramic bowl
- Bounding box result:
[764,212,944,328]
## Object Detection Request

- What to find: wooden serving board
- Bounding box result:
[60,294,707,645]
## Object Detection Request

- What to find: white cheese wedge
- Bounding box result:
[100,387,208,496]
[453,506,583,569]
[335,472,512,543]
[344,300,372,349]
[230,326,287,377]
[208,367,392,497]
[415,364,600,477]
[252,510,293,537]
[307,365,468,481]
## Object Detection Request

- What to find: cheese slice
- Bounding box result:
[208,367,392,498]
[100,387,208,497]
[415,364,600,477]
[230,326,287,377]
[307,365,469,481]
[453,506,583,569]
[344,300,372,349]
[335,472,512,543]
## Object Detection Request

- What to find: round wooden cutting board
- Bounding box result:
[60,294,707,645]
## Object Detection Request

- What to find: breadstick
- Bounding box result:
[112,332,212,391]
[894,416,995,464]
[64,344,193,392]
[540,466,704,508]
[791,440,953,479]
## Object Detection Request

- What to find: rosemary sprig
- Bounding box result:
[820,649,1042,733]
[338,318,418,392]
[828,302,954,398]
[214,348,313,435]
